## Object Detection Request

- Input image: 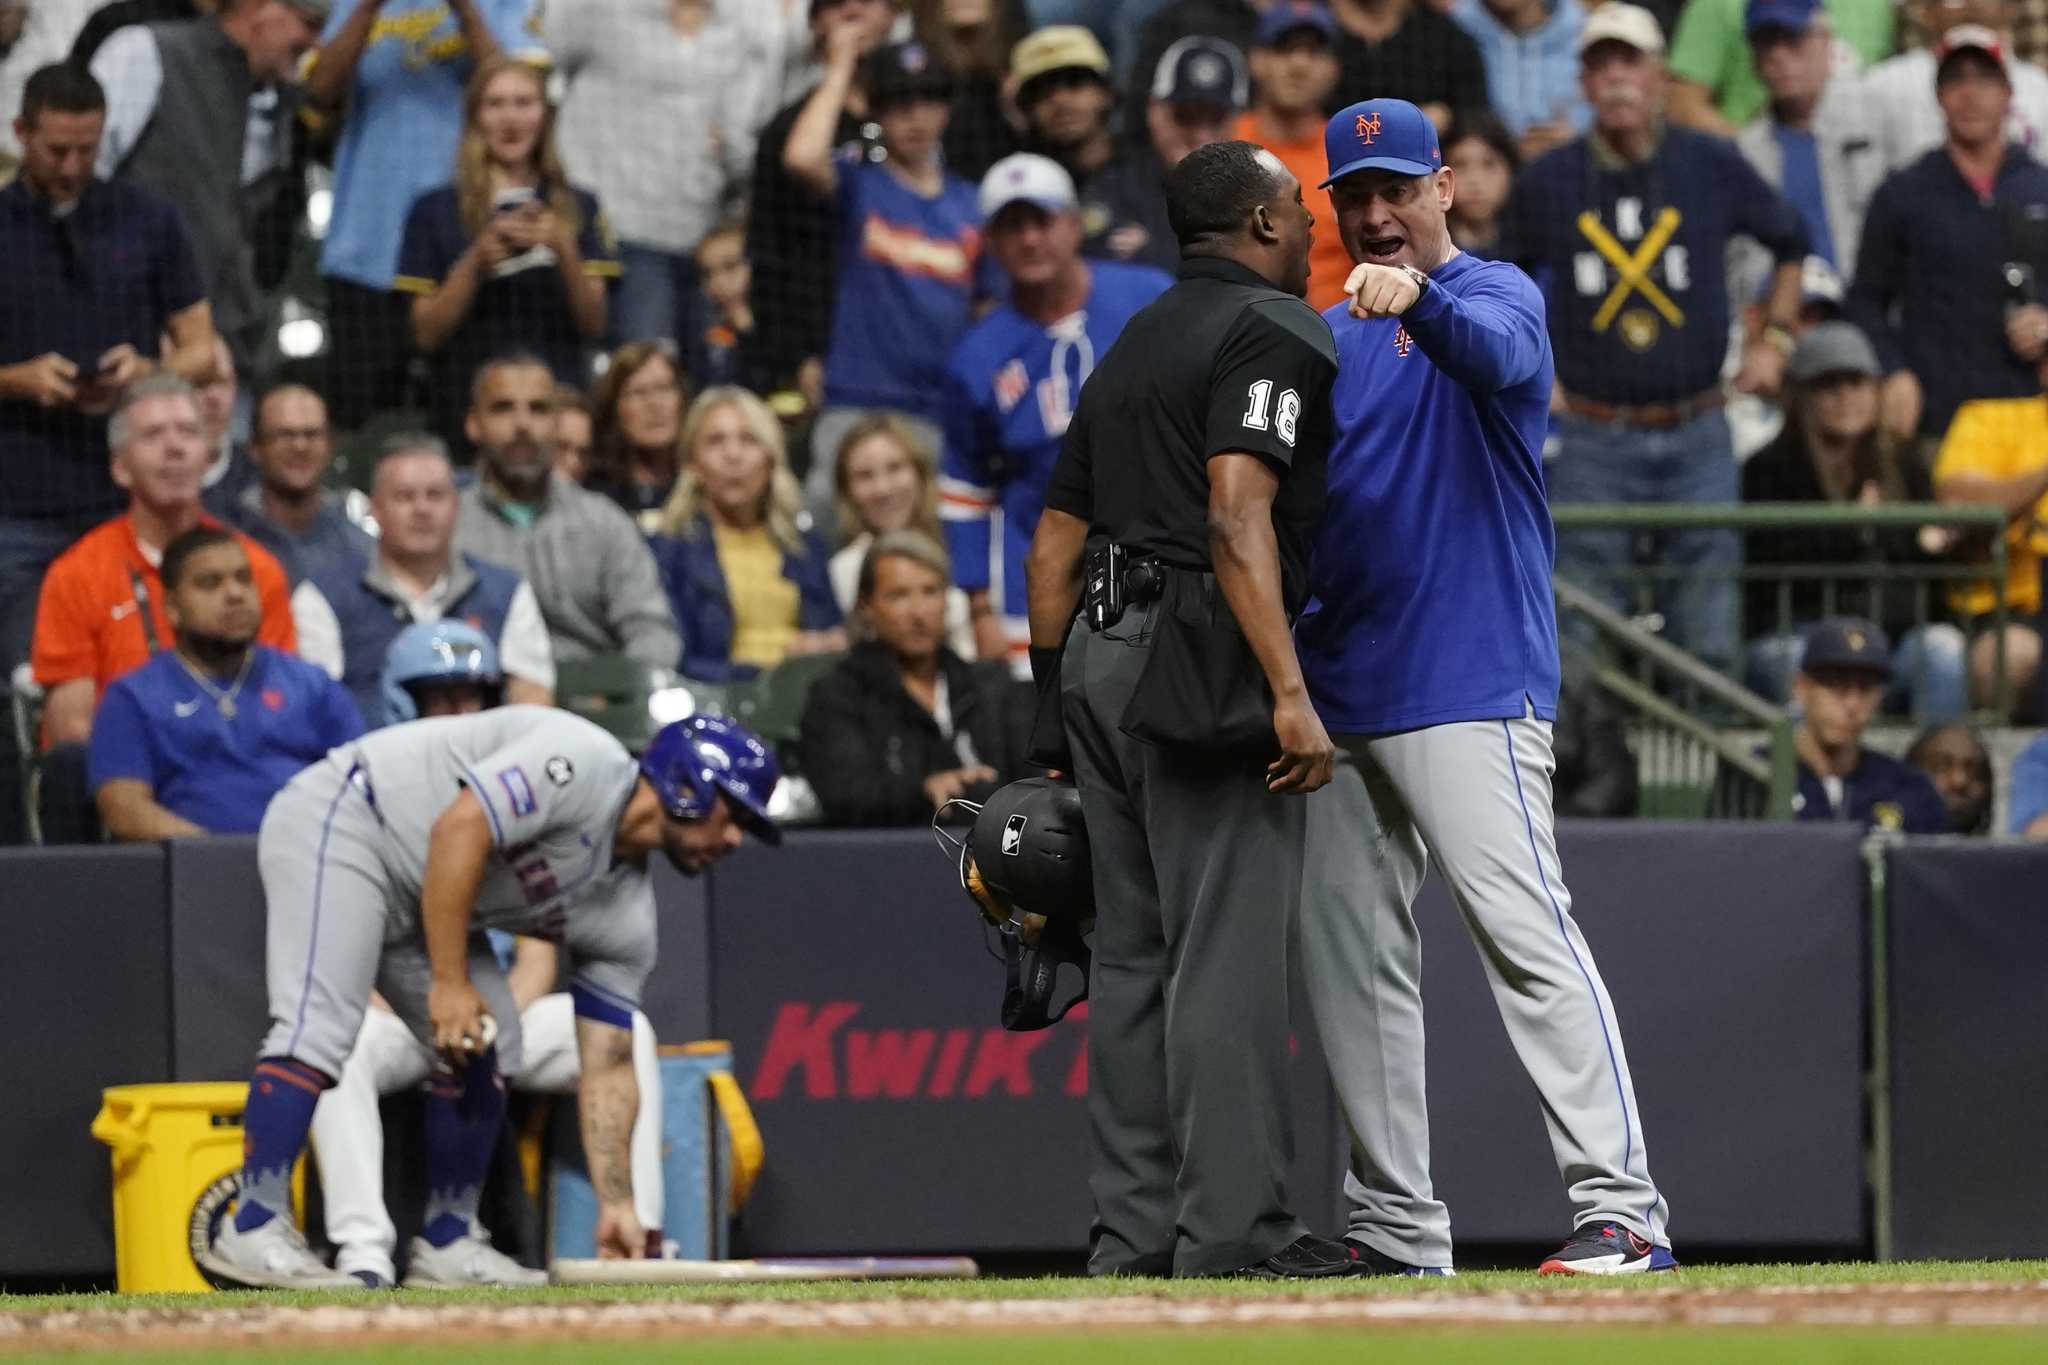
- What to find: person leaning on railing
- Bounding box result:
[1740,321,1968,721]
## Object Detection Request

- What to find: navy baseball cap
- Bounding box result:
[862,40,955,108]
[1321,98,1441,186]
[1801,618,1893,679]
[1150,35,1249,108]
[1746,0,1821,38]
[1257,1,1338,46]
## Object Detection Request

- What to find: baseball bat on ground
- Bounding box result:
[549,1256,980,1285]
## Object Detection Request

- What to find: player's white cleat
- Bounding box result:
[201,1214,365,1290]
[402,1229,548,1288]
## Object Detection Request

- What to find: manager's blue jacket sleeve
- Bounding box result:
[1399,267,1549,395]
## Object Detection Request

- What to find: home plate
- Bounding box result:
[550,1256,981,1285]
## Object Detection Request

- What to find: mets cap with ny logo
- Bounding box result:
[1320,99,1440,187]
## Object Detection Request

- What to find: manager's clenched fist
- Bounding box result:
[1345,262,1424,320]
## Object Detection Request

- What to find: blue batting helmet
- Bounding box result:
[380,620,504,724]
[638,713,783,845]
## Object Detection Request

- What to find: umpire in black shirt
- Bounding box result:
[1022,140,1348,1279]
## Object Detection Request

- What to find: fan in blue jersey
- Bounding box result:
[785,34,1001,518]
[937,154,1171,672]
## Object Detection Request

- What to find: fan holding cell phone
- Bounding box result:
[396,56,620,445]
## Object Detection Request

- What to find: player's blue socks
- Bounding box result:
[234,1058,331,1233]
[422,1047,507,1248]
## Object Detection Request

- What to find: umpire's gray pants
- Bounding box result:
[1300,713,1668,1269]
[257,758,522,1082]
[1062,597,1308,1277]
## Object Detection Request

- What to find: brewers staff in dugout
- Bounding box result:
[1296,98,1675,1277]
[1023,139,1353,1280]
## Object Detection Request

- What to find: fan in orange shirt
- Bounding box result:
[1235,3,1351,311]
[32,374,298,750]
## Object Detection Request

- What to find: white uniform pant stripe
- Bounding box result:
[1499,717,1654,1243]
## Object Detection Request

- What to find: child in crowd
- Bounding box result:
[688,221,770,394]
[784,29,997,528]
[1443,109,1519,259]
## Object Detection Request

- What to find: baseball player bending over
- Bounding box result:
[201,705,779,1289]
[302,623,668,1287]
[1296,100,1673,1276]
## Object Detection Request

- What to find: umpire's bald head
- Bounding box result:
[1166,139,1315,298]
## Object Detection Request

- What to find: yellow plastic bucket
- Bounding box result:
[90,1082,304,1293]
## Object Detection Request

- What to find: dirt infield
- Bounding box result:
[6,1279,2048,1355]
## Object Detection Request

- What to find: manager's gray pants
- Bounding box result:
[1300,713,1669,1269]
[1062,598,1308,1277]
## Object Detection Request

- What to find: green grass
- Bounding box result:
[12,1260,2048,1309]
[10,1329,2048,1365]
[4,1259,2047,1314]
[5,1263,2046,1364]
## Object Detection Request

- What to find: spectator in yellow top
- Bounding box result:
[648,387,845,682]
[1933,350,2048,716]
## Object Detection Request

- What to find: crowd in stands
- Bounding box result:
[9,0,2048,850]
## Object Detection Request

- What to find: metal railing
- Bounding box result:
[1552,502,2016,718]
[1556,578,1798,819]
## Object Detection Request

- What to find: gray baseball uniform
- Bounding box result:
[1292,244,1668,1271]
[257,707,656,1080]
[1299,716,1668,1268]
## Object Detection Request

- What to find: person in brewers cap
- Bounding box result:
[1778,618,1948,833]
[199,705,779,1287]
[1079,34,1248,271]
[1297,96,1676,1276]
[938,152,1169,671]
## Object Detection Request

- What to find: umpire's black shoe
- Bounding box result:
[1343,1238,1456,1277]
[1232,1233,1362,1279]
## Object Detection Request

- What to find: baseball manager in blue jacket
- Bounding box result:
[1295,99,1674,1277]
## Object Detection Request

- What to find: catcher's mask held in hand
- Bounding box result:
[933,777,1094,1031]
